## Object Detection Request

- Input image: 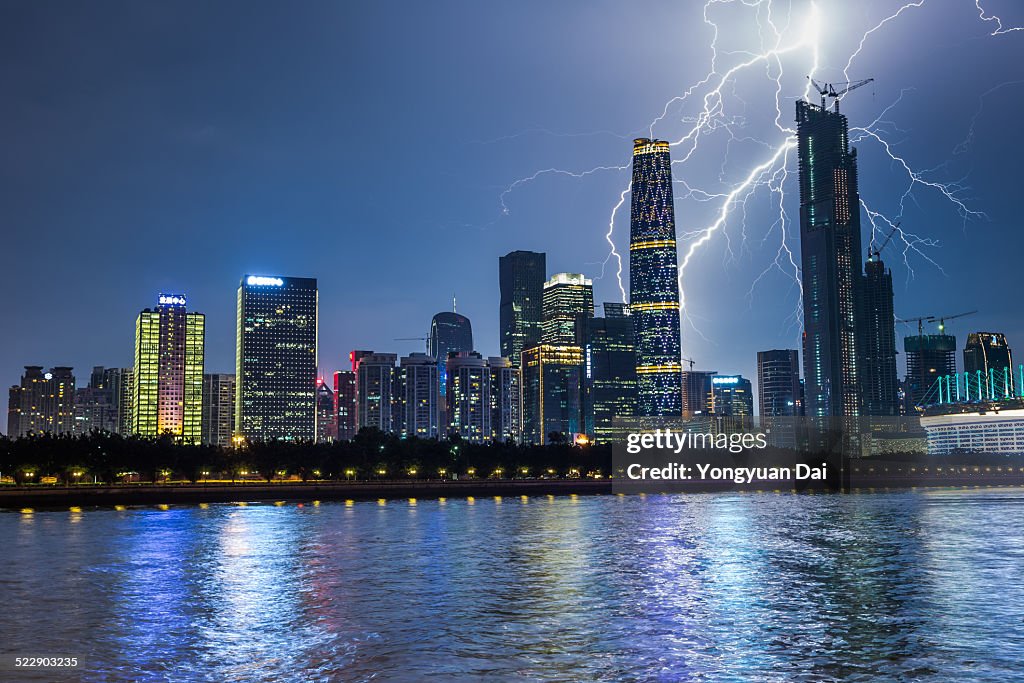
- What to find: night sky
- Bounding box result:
[2,1,1022,413]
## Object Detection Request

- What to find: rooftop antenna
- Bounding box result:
[453,293,457,313]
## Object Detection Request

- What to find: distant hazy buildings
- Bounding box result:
[522,345,584,444]
[542,273,593,346]
[133,294,204,441]
[757,350,801,417]
[399,353,440,439]
[355,352,397,433]
[797,100,862,419]
[7,366,76,438]
[202,373,236,447]
[859,253,899,416]
[429,312,473,396]
[235,275,318,442]
[965,332,1014,397]
[333,369,357,440]
[583,303,637,442]
[499,250,546,367]
[710,375,754,417]
[629,138,682,416]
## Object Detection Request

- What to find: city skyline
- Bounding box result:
[2,1,1022,411]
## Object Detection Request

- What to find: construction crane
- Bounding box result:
[395,336,429,353]
[808,77,874,113]
[868,223,899,261]
[682,357,696,371]
[896,310,977,337]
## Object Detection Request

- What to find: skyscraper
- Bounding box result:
[202,373,236,447]
[858,254,899,416]
[796,100,863,418]
[315,378,336,443]
[7,366,76,438]
[334,369,357,440]
[429,311,473,397]
[541,273,594,346]
[399,353,440,438]
[710,375,754,417]
[499,250,546,367]
[521,345,584,444]
[629,138,682,416]
[582,303,637,443]
[235,275,318,442]
[446,351,491,443]
[904,333,956,407]
[73,366,118,436]
[681,369,716,415]
[355,352,397,433]
[133,294,204,441]
[964,332,1015,397]
[757,349,801,417]
[488,356,522,443]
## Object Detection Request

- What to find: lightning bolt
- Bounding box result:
[975,0,1024,35]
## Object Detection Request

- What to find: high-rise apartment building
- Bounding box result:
[630,138,682,416]
[399,353,440,439]
[757,350,801,417]
[235,275,318,442]
[429,312,473,397]
[796,100,863,418]
[7,366,76,438]
[446,351,491,443]
[333,369,357,440]
[521,345,584,444]
[964,332,1014,396]
[582,303,637,443]
[133,294,204,441]
[499,250,546,367]
[488,356,522,443]
[541,273,594,346]
[202,373,236,447]
[355,352,397,433]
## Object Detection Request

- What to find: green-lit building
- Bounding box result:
[132,293,204,442]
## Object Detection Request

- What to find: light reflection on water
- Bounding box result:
[3,490,1024,681]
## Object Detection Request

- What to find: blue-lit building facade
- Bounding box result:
[429,311,473,397]
[629,138,683,417]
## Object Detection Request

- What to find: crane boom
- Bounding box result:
[807,77,874,112]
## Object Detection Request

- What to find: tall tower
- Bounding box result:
[541,273,594,346]
[133,294,204,441]
[858,254,899,415]
[629,138,682,416]
[499,250,546,367]
[235,275,318,442]
[796,101,863,418]
[428,311,473,396]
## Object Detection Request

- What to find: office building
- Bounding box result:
[333,370,357,440]
[236,275,318,442]
[132,294,204,441]
[446,351,491,442]
[521,345,584,444]
[429,312,473,397]
[489,356,522,443]
[541,273,594,346]
[796,100,863,418]
[355,352,397,433]
[757,350,801,417]
[7,366,76,438]
[858,254,899,416]
[399,353,440,439]
[964,332,1014,397]
[499,250,546,367]
[202,373,236,447]
[682,369,716,415]
[629,138,682,416]
[710,375,754,417]
[583,303,637,443]
[315,378,336,443]
[904,333,956,407]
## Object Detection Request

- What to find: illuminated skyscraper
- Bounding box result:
[399,353,440,438]
[202,373,236,447]
[629,138,682,416]
[488,356,522,443]
[521,345,584,444]
[964,332,1014,397]
[757,350,801,417]
[499,250,546,367]
[355,352,397,433]
[542,273,594,346]
[710,375,754,417]
[334,369,357,440]
[429,311,473,397]
[235,276,317,442]
[681,369,716,415]
[7,366,76,438]
[904,333,956,407]
[582,303,636,443]
[133,294,204,441]
[446,351,490,443]
[796,100,863,418]
[858,254,899,416]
